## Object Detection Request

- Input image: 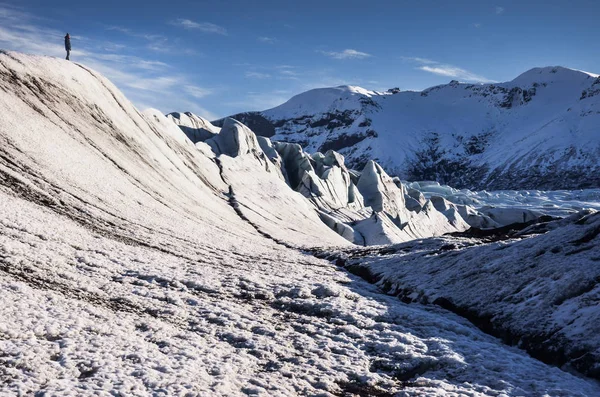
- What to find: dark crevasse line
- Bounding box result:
[213,156,297,250]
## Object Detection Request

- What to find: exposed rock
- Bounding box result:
[212,111,276,137]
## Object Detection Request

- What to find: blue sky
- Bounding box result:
[1,0,598,119]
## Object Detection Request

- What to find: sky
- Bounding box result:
[1,0,598,119]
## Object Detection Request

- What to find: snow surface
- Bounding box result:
[333,210,600,380]
[166,111,220,143]
[1,51,600,396]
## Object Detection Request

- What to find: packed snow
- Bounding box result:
[1,51,600,397]
[329,210,600,380]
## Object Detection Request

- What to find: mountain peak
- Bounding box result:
[333,85,380,97]
[263,85,378,118]
[511,66,598,86]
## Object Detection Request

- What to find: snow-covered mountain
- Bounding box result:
[2,51,600,396]
[218,67,600,190]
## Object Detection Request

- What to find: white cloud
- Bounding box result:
[319,49,371,60]
[401,56,437,65]
[102,42,127,52]
[106,26,131,34]
[225,91,288,112]
[184,85,211,99]
[258,36,276,44]
[0,3,39,23]
[279,69,299,79]
[237,64,300,80]
[419,65,496,83]
[106,26,164,41]
[171,19,227,35]
[496,6,505,14]
[473,23,482,28]
[85,53,169,71]
[0,22,79,59]
[245,71,271,79]
[104,26,198,55]
[301,76,353,90]
[403,56,496,84]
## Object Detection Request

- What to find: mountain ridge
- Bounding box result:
[213,65,600,190]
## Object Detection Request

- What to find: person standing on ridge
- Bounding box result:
[65,33,71,60]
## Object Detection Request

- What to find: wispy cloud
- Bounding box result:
[245,71,271,79]
[298,68,356,90]
[404,57,496,83]
[102,42,127,52]
[473,23,482,28]
[0,24,69,58]
[87,53,170,71]
[184,85,211,99]
[106,25,164,41]
[272,65,299,79]
[239,64,300,81]
[401,56,437,65]
[279,69,299,79]
[146,41,197,55]
[257,36,276,44]
[319,49,371,60]
[496,6,505,14]
[419,65,495,83]
[171,19,227,35]
[224,91,289,112]
[105,25,197,55]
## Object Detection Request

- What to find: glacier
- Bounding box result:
[1,51,600,396]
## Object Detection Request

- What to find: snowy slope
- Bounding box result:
[2,51,600,396]
[0,51,349,249]
[330,210,600,379]
[221,67,600,190]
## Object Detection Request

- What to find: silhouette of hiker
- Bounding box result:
[65,33,71,60]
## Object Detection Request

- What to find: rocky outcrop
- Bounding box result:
[212,111,276,137]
